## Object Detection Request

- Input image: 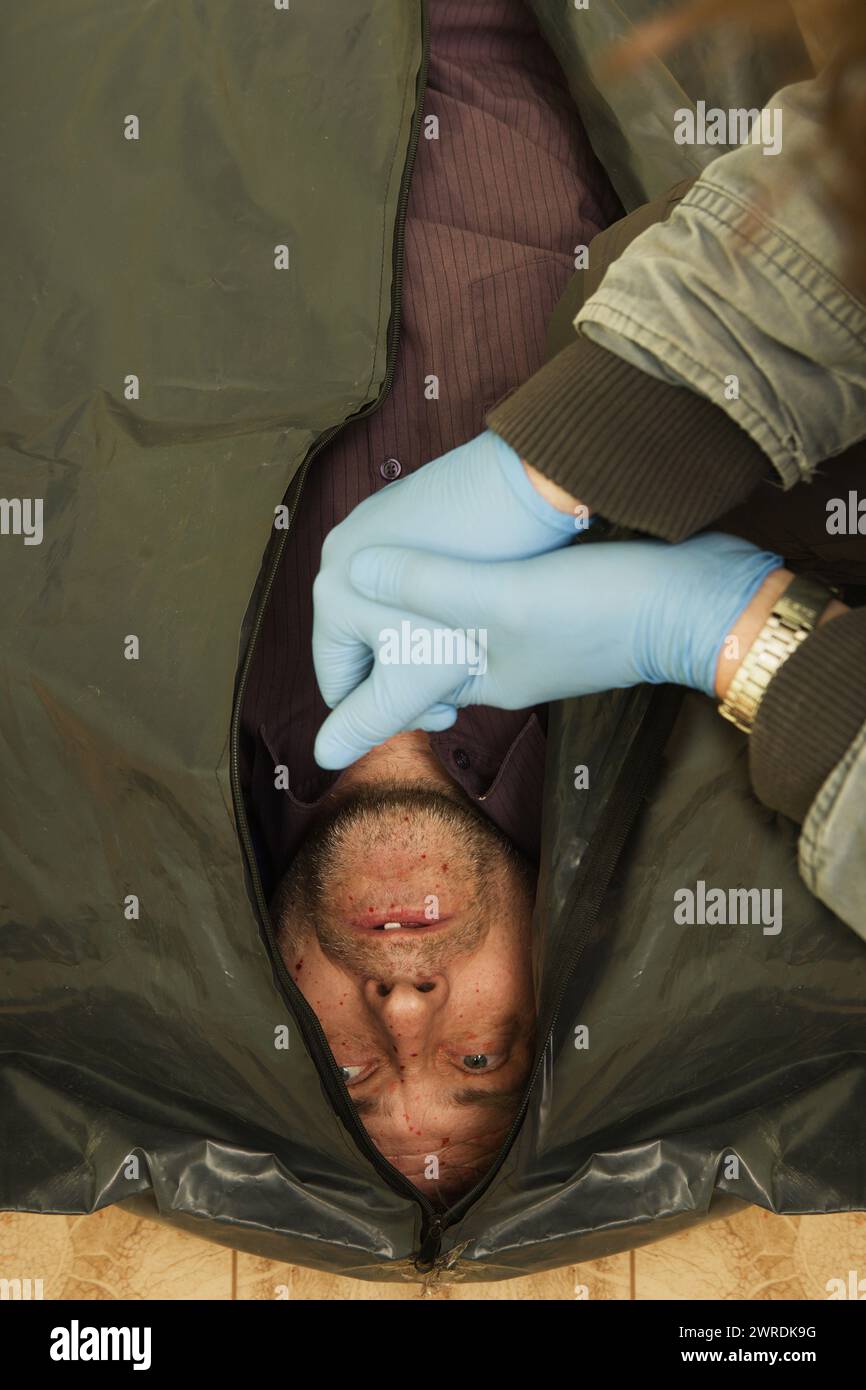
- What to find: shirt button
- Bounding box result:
[452,749,470,771]
[380,457,402,481]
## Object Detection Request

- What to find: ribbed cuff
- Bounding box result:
[485,336,772,542]
[751,607,866,823]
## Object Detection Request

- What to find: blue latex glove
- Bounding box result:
[314,532,783,769]
[313,429,579,727]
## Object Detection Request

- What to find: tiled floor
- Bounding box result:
[1,1207,862,1299]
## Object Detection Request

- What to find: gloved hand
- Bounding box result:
[314,532,783,769]
[313,429,578,725]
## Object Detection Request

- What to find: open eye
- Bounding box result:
[458,1052,505,1073]
[338,1064,368,1084]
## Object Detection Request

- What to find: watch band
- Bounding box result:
[718,573,835,734]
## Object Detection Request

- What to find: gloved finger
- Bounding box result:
[314,660,461,770]
[407,703,458,734]
[312,625,374,709]
[349,546,494,630]
[313,591,421,709]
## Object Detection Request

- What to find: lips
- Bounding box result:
[349,912,453,935]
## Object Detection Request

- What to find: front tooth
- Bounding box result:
[383,921,401,931]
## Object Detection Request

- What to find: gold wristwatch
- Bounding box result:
[718,573,835,735]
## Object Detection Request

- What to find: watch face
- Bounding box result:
[775,576,831,629]
[776,596,814,626]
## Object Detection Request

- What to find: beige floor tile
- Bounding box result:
[792,1211,866,1300]
[634,1208,866,1301]
[0,1209,232,1300]
[3,1205,861,1300]
[234,1250,631,1300]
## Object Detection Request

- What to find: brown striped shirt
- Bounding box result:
[240,0,621,887]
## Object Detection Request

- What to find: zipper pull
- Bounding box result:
[414,1217,443,1272]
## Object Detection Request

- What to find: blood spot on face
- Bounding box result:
[295,960,303,971]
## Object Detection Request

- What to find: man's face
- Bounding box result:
[274,783,536,1204]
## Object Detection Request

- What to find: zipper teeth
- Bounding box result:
[229,0,433,1216]
[440,686,683,1229]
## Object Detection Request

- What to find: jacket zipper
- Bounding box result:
[229,0,435,1230]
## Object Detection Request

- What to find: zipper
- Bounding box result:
[414,1218,443,1273]
[415,689,682,1268]
[435,684,684,1240]
[229,0,435,1227]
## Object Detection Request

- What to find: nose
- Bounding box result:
[363,974,449,1037]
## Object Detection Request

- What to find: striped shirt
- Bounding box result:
[240,0,620,887]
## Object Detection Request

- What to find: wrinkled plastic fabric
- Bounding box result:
[528,0,811,210]
[1,2,862,1283]
[454,686,866,1275]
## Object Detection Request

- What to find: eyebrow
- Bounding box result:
[451,1084,525,1111]
[352,1083,525,1120]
